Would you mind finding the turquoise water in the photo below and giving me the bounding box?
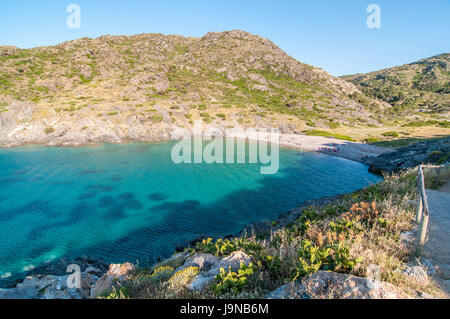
[0,141,381,285]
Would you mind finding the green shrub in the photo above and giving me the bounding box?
[195,237,262,257]
[306,120,316,127]
[381,131,399,138]
[403,120,450,128]
[150,115,164,122]
[211,263,257,295]
[44,127,55,134]
[364,137,380,144]
[327,121,340,129]
[168,266,199,290]
[293,240,330,279]
[302,130,354,142]
[151,266,174,281]
[99,287,130,299]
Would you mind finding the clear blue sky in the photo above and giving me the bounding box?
[0,0,449,76]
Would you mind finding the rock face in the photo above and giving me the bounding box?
[90,263,135,298]
[0,272,96,299]
[0,259,134,299]
[363,137,450,174]
[265,271,411,299]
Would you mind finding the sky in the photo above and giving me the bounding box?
[0,0,449,76]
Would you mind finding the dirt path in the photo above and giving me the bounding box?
[424,180,450,296]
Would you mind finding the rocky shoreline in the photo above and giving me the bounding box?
[363,137,450,173]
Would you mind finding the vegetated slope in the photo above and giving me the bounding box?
[0,30,388,146]
[343,53,450,117]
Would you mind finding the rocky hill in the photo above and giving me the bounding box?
[343,53,450,116]
[0,30,390,147]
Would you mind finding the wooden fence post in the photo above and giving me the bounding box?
[415,166,423,224]
[416,209,429,257]
[435,167,441,188]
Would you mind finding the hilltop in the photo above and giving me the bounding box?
[0,31,448,148]
[343,53,450,116]
[0,30,390,147]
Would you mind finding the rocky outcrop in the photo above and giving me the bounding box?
[265,271,412,299]
[90,263,135,298]
[0,271,96,299]
[363,137,450,174]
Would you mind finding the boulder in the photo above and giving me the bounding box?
[266,271,412,299]
[204,251,252,277]
[182,254,220,272]
[90,263,135,298]
[106,262,135,281]
[302,271,411,299]
[14,274,84,299]
[265,282,310,299]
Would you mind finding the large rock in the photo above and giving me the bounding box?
[265,282,310,299]
[204,251,252,277]
[12,274,87,299]
[181,254,220,272]
[266,271,412,299]
[106,262,135,280]
[90,263,135,298]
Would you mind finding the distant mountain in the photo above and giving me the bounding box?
[343,53,450,115]
[0,30,388,147]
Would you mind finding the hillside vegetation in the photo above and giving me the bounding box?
[0,31,448,147]
[343,53,450,117]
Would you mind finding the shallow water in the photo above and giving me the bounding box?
[0,140,381,285]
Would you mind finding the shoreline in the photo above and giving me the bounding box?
[0,133,388,289]
[0,133,390,164]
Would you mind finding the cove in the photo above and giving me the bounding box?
[0,140,381,286]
